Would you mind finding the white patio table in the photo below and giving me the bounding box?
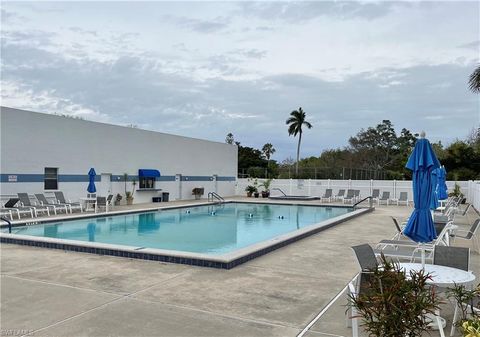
[79,197,96,212]
[399,263,476,337]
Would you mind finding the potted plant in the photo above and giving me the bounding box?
[114,193,123,206]
[253,179,260,198]
[245,185,257,197]
[260,179,272,198]
[348,255,440,337]
[192,187,204,200]
[124,173,136,205]
[446,283,480,336]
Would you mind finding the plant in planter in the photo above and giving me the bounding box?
[348,254,440,337]
[446,283,480,336]
[253,179,260,198]
[192,187,204,200]
[124,173,136,205]
[450,182,464,198]
[245,185,257,197]
[260,179,273,198]
[114,193,123,206]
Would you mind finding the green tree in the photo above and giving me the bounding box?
[225,133,235,144]
[441,140,480,180]
[286,107,313,176]
[238,145,267,176]
[262,143,276,177]
[348,120,399,177]
[468,65,480,93]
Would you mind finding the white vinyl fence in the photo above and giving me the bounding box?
[236,178,477,207]
[468,180,480,211]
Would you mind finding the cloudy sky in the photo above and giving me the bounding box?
[1,1,479,161]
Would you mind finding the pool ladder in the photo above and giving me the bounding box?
[208,192,225,204]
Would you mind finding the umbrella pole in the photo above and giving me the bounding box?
[421,243,425,269]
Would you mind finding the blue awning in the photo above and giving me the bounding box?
[138,169,161,178]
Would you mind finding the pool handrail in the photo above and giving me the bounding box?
[208,192,225,203]
[1,216,12,233]
[353,196,374,209]
[271,188,287,196]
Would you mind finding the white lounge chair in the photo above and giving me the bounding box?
[18,193,51,217]
[35,193,69,215]
[321,189,332,202]
[343,189,356,204]
[371,189,380,204]
[54,191,83,213]
[2,198,34,219]
[333,189,345,202]
[394,192,411,206]
[377,191,391,205]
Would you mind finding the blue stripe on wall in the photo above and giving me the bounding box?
[1,174,44,183]
[1,174,236,183]
[181,176,213,181]
[59,175,100,182]
[217,177,236,181]
[157,176,176,182]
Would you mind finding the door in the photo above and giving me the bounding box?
[100,174,112,196]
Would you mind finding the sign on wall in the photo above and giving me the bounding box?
[8,175,17,182]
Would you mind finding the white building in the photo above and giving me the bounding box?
[0,107,238,203]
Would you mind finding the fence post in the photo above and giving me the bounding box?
[370,179,373,196]
[308,179,311,196]
[348,179,352,189]
[393,179,397,199]
[328,179,331,189]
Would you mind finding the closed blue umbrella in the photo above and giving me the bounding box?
[431,168,439,210]
[436,166,448,200]
[87,168,96,193]
[403,134,441,258]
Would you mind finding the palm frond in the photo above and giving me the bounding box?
[469,65,480,93]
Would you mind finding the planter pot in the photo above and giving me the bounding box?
[254,192,260,198]
[114,201,121,206]
[247,192,253,197]
[261,191,270,198]
[194,194,202,200]
[126,198,134,205]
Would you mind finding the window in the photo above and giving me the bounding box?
[139,177,155,189]
[44,167,58,190]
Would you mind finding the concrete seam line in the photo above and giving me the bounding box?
[18,271,191,337]
[3,274,124,297]
[125,296,300,330]
[296,275,358,337]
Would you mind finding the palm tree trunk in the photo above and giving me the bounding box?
[296,132,302,176]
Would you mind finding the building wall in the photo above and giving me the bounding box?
[0,107,237,203]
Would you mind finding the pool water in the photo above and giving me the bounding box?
[9,203,351,255]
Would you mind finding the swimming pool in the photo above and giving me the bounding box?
[1,202,371,268]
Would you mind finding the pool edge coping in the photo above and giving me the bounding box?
[0,203,373,269]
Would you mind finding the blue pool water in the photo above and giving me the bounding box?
[9,203,351,255]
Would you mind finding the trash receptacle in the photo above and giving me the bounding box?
[162,192,169,202]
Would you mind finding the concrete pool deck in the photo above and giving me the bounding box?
[1,199,478,337]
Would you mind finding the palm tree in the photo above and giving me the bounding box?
[286,107,312,176]
[469,65,480,93]
[262,143,276,177]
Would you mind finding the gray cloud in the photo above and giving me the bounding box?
[458,40,480,50]
[236,1,412,23]
[1,3,478,160]
[163,15,230,33]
